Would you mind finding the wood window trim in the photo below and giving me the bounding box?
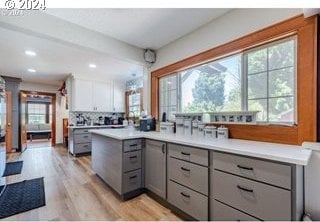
[125,88,143,119]
[151,14,318,145]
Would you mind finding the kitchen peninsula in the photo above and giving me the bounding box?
[90,128,311,221]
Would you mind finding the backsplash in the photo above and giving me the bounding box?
[69,111,124,125]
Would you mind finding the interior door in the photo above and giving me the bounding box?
[20,92,27,152]
[5,91,12,152]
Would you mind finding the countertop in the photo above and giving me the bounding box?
[89,128,312,166]
[68,125,125,129]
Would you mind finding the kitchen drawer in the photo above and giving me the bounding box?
[167,180,208,221]
[212,170,291,221]
[212,151,291,189]
[74,128,90,134]
[168,157,208,195]
[74,133,91,144]
[211,200,259,221]
[123,150,142,172]
[123,139,143,152]
[122,169,142,194]
[168,143,208,166]
[75,143,91,153]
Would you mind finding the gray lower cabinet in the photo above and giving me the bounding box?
[145,139,167,199]
[167,143,209,220]
[68,128,92,155]
[92,134,143,198]
[211,151,304,221]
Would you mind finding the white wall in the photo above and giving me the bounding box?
[152,8,302,71]
[19,81,68,144]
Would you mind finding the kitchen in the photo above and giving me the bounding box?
[0,5,320,221]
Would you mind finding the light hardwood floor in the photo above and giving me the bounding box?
[4,146,181,221]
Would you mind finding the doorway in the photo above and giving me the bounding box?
[20,91,56,150]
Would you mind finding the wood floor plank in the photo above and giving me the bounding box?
[4,146,181,221]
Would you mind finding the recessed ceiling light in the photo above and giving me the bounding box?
[89,64,96,68]
[25,50,36,56]
[27,68,36,73]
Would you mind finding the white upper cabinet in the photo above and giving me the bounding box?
[93,82,113,112]
[72,79,93,112]
[71,77,125,113]
[113,81,125,112]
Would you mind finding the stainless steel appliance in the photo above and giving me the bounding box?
[0,76,6,195]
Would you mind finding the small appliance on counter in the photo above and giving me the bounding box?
[140,117,156,132]
[118,117,125,125]
[104,116,111,125]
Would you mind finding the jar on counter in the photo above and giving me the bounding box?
[191,119,199,135]
[204,126,217,139]
[217,126,229,139]
[197,122,206,137]
[160,122,174,134]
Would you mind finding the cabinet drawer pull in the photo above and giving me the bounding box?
[237,165,254,171]
[129,175,137,179]
[237,185,254,193]
[129,144,138,147]
[83,145,89,148]
[129,155,137,159]
[180,192,190,198]
[83,136,89,138]
[180,167,190,172]
[83,130,88,133]
[181,152,190,156]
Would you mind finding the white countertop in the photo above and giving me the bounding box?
[89,128,312,166]
[68,125,124,129]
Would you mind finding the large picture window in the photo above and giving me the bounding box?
[159,36,296,124]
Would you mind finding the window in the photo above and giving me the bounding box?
[159,37,296,124]
[128,93,141,117]
[246,38,296,123]
[181,54,242,112]
[27,103,47,124]
[159,75,178,120]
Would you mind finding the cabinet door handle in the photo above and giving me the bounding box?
[129,175,137,179]
[180,167,190,172]
[237,185,254,193]
[237,165,254,171]
[162,144,166,154]
[181,152,190,156]
[129,155,137,159]
[180,192,190,198]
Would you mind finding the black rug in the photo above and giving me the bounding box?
[2,161,23,177]
[0,177,46,219]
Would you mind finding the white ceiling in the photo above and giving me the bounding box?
[0,27,144,86]
[45,8,232,49]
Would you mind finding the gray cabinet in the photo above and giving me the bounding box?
[211,151,304,221]
[91,134,143,199]
[145,139,167,199]
[167,143,209,220]
[68,128,92,156]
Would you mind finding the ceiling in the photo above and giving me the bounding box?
[0,9,232,86]
[45,8,232,49]
[0,27,144,86]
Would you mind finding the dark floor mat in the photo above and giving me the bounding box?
[2,161,23,177]
[0,177,46,219]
